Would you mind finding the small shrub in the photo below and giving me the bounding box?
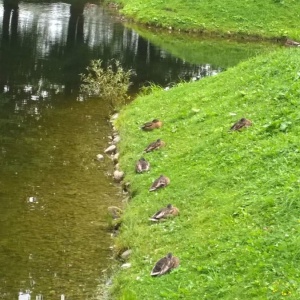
[79,59,132,110]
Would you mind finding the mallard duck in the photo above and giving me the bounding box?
[149,204,179,221]
[141,119,163,131]
[144,139,165,153]
[230,118,252,131]
[150,253,180,276]
[149,175,170,192]
[135,157,150,173]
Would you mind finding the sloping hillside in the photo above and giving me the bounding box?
[112,48,300,299]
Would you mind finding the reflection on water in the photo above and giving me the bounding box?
[0,0,222,99]
[0,1,226,299]
[0,96,121,299]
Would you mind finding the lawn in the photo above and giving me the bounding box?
[110,47,300,299]
[109,0,300,39]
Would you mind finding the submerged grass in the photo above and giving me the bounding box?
[128,26,281,68]
[111,48,300,299]
[110,0,300,39]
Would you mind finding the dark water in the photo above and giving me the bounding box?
[0,1,273,299]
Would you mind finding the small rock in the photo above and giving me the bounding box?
[104,144,117,154]
[121,263,131,269]
[112,152,119,163]
[18,292,31,300]
[96,154,104,161]
[105,278,113,286]
[27,196,38,203]
[121,249,132,260]
[110,113,119,122]
[113,170,124,182]
[112,135,121,144]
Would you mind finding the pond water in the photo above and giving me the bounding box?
[0,1,277,299]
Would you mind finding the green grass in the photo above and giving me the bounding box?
[109,0,300,39]
[110,48,300,299]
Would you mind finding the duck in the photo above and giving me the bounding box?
[230,118,252,131]
[150,253,180,276]
[144,139,165,153]
[135,157,150,173]
[141,119,163,131]
[149,175,170,192]
[149,204,179,221]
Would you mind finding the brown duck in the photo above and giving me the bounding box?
[135,157,150,173]
[230,118,252,131]
[141,119,163,131]
[149,204,179,221]
[149,175,170,192]
[150,253,180,276]
[144,139,165,153]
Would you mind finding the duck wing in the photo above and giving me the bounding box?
[140,159,150,171]
[230,118,252,131]
[144,140,158,152]
[230,119,244,131]
[151,256,173,276]
[144,139,165,153]
[149,207,169,221]
[135,159,150,173]
[141,121,154,130]
[135,161,143,173]
[149,176,170,191]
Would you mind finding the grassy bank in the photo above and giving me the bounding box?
[109,0,300,40]
[111,48,300,299]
